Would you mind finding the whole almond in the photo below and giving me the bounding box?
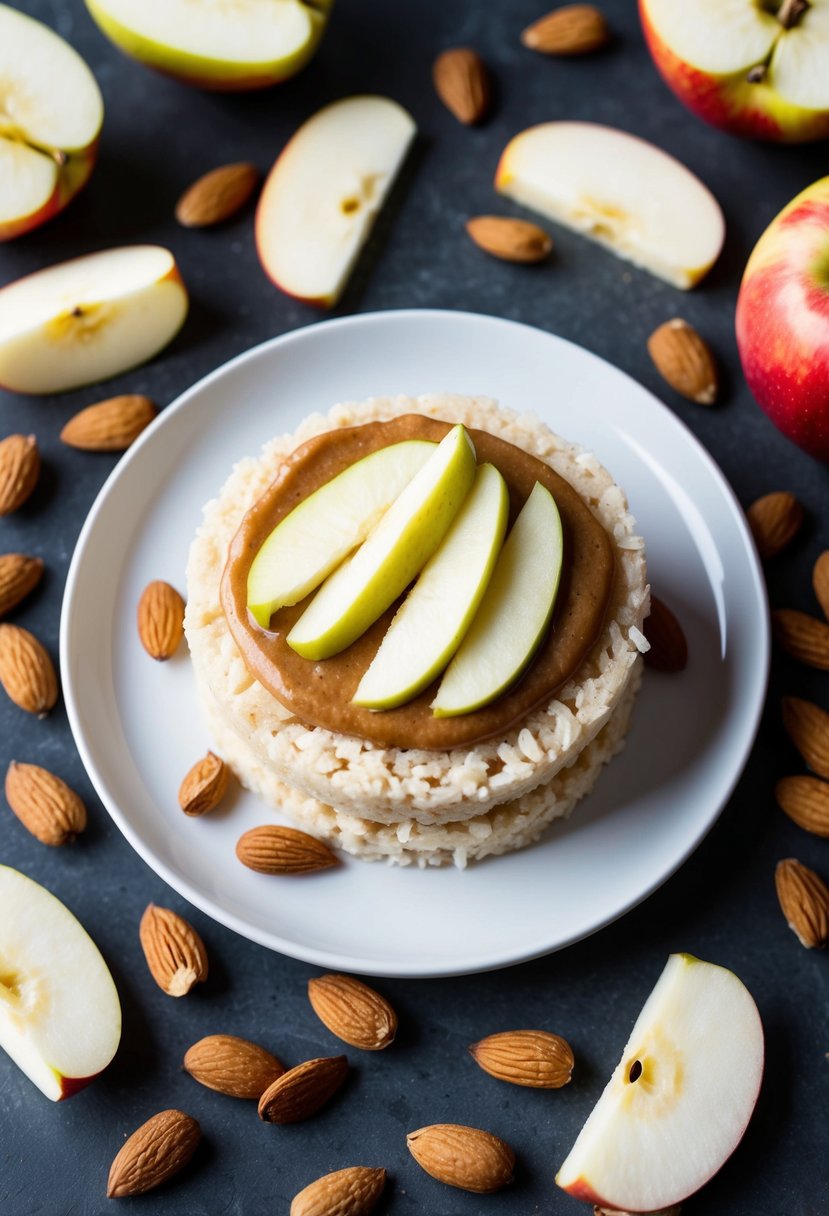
[178,751,229,816]
[258,1055,348,1124]
[781,697,829,780]
[746,491,803,559]
[308,973,397,1051]
[813,551,829,621]
[139,903,208,997]
[466,216,552,264]
[0,624,58,715]
[5,761,86,846]
[522,5,610,54]
[775,858,829,949]
[433,48,490,125]
[236,825,338,875]
[61,395,156,452]
[643,596,687,672]
[775,775,829,838]
[647,319,718,405]
[0,434,39,515]
[469,1029,574,1088]
[0,554,44,617]
[176,162,259,228]
[107,1109,201,1198]
[407,1124,515,1193]
[772,610,829,670]
[291,1166,386,1216]
[184,1034,284,1099]
[137,580,185,661]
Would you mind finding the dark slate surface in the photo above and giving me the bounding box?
[1,2,828,1213]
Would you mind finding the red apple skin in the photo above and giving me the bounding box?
[58,1071,103,1100]
[0,141,99,243]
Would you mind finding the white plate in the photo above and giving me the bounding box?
[61,310,769,978]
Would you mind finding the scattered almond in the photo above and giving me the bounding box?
[522,5,610,55]
[433,48,490,125]
[176,162,259,228]
[772,610,829,670]
[139,903,208,997]
[407,1123,515,1193]
[258,1055,348,1124]
[184,1034,284,1099]
[0,554,44,617]
[775,858,829,949]
[746,491,804,559]
[469,1029,574,1088]
[61,395,157,452]
[178,751,229,816]
[643,596,687,672]
[0,624,58,715]
[0,434,39,515]
[291,1166,386,1216]
[137,580,185,661]
[466,216,552,264]
[308,973,397,1051]
[107,1109,201,1198]
[647,319,718,405]
[813,551,829,621]
[775,775,829,838]
[781,697,829,780]
[5,761,86,846]
[236,825,338,875]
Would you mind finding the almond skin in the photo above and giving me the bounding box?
[178,751,229,816]
[184,1034,284,1099]
[647,319,718,405]
[236,825,338,874]
[0,623,58,715]
[137,580,185,661]
[5,761,86,846]
[775,775,829,837]
[107,1109,201,1198]
[433,48,490,125]
[0,434,39,515]
[643,596,687,672]
[61,395,157,452]
[0,554,44,617]
[258,1055,348,1124]
[466,216,553,264]
[308,974,397,1051]
[522,5,610,55]
[176,162,259,228]
[781,697,829,780]
[772,610,829,670]
[469,1029,574,1088]
[775,858,829,949]
[407,1124,515,1194]
[813,550,829,621]
[746,491,804,559]
[291,1166,386,1216]
[139,904,208,997]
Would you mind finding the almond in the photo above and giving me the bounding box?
[433,48,490,125]
[643,596,687,672]
[466,216,552,264]
[469,1029,574,1088]
[178,751,229,816]
[813,550,829,620]
[137,580,185,661]
[647,319,718,405]
[107,1109,201,1198]
[775,775,829,838]
[61,395,157,452]
[308,973,397,1051]
[236,825,338,875]
[775,858,829,949]
[291,1166,386,1216]
[184,1034,284,1099]
[521,5,610,55]
[0,434,39,515]
[139,903,208,997]
[5,761,86,846]
[0,554,44,617]
[781,697,829,780]
[407,1123,515,1193]
[176,162,259,228]
[0,623,58,715]
[746,491,804,559]
[772,610,829,670]
[258,1055,348,1124]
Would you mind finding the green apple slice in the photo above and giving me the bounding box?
[288,424,477,660]
[432,480,563,717]
[353,463,509,710]
[247,439,435,629]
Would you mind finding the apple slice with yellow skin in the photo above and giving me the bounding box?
[288,424,477,660]
[247,439,436,629]
[432,481,562,717]
[556,954,764,1212]
[0,246,188,394]
[354,462,509,710]
[0,865,121,1101]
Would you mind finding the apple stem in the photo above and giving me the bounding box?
[777,0,809,28]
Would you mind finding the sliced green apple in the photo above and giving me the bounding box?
[432,481,563,717]
[354,462,509,710]
[247,439,436,629]
[288,424,477,660]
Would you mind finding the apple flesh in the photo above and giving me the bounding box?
[288,424,477,660]
[354,462,509,710]
[495,121,724,289]
[256,95,416,307]
[556,954,764,1212]
[0,865,121,1100]
[0,245,188,394]
[641,0,829,143]
[0,3,103,241]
